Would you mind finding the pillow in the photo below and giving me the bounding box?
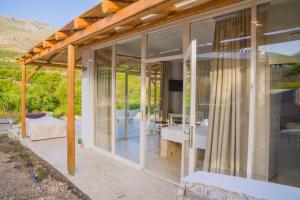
[26,112,47,119]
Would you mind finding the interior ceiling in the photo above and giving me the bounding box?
[148,26,183,58]
[20,0,246,67]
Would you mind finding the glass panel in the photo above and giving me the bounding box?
[254,0,300,188]
[116,37,141,164]
[145,60,183,182]
[185,59,191,123]
[95,46,112,151]
[191,8,251,176]
[183,55,191,177]
[147,26,183,59]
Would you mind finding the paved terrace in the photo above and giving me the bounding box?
[20,137,178,200]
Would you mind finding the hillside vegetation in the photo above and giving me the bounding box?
[0,50,81,119]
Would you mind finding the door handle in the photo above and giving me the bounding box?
[189,126,193,148]
[184,126,193,148]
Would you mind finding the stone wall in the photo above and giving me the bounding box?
[177,181,265,200]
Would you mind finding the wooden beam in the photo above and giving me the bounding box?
[30,62,82,69]
[55,31,68,40]
[26,66,43,81]
[21,63,26,137]
[43,40,56,48]
[33,47,43,53]
[74,17,90,30]
[24,0,180,64]
[101,0,129,14]
[67,44,75,175]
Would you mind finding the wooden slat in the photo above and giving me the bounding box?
[43,40,56,48]
[25,53,33,58]
[21,63,26,137]
[24,0,180,64]
[74,17,91,30]
[55,31,68,40]
[33,47,43,53]
[101,0,130,14]
[67,44,75,175]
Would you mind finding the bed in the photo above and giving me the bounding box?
[26,116,66,141]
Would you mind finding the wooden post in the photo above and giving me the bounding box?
[21,63,26,137]
[67,44,75,175]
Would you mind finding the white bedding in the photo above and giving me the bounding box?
[161,125,208,149]
[26,116,66,141]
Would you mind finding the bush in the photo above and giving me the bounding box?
[35,166,47,182]
[0,50,82,117]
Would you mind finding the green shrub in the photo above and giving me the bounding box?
[35,166,47,182]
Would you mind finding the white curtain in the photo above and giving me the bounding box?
[95,48,112,151]
[203,9,250,176]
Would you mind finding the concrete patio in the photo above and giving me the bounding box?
[20,137,178,200]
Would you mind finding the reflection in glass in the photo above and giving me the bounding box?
[95,46,112,151]
[115,37,141,164]
[185,60,191,122]
[254,0,300,188]
[148,26,183,59]
[191,9,251,176]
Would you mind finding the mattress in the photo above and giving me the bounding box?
[26,116,66,141]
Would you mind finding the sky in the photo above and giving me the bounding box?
[0,0,100,28]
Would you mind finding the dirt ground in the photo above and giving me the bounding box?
[0,134,90,200]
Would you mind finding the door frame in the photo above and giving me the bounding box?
[182,39,197,177]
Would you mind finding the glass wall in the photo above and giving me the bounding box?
[115,37,141,164]
[94,46,112,151]
[91,0,300,188]
[191,8,251,177]
[253,0,300,188]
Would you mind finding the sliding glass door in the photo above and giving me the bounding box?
[115,37,141,164]
[186,9,251,177]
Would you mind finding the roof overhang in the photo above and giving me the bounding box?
[17,0,241,67]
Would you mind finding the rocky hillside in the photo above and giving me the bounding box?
[0,16,56,53]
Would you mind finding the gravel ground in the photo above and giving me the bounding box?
[0,134,90,200]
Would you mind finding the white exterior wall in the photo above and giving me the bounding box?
[81,48,93,147]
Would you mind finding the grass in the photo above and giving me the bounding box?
[18,152,31,167]
[35,166,47,182]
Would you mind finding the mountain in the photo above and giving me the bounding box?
[0,15,56,53]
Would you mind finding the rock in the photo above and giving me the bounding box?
[0,157,11,163]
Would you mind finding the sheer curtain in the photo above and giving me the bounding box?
[203,9,250,176]
[95,47,112,151]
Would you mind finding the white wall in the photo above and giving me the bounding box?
[81,48,92,147]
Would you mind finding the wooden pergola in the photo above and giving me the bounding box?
[17,0,240,175]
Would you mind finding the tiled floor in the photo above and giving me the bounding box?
[20,137,178,200]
